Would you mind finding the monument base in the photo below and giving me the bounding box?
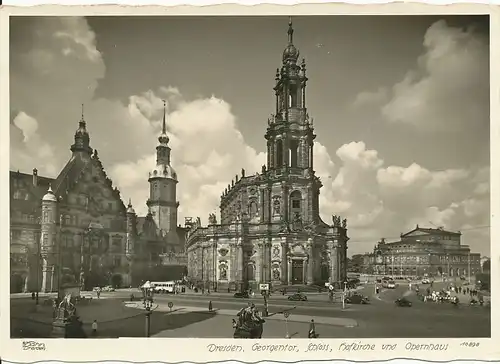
[51,318,68,338]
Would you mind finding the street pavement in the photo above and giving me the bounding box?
[11,283,490,338]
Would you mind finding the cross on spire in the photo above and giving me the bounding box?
[162,99,167,135]
[288,16,294,44]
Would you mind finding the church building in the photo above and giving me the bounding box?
[185,20,349,292]
[10,104,187,293]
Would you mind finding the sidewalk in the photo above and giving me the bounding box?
[140,302,357,328]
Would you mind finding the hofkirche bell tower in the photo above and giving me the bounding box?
[185,19,349,291]
[265,17,321,226]
[147,101,179,234]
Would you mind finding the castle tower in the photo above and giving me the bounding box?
[40,185,59,293]
[264,18,321,224]
[147,101,179,233]
[70,104,92,158]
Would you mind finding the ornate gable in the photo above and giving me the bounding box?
[61,152,126,215]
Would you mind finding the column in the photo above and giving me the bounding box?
[260,189,265,222]
[41,258,50,292]
[239,244,244,287]
[307,241,314,284]
[281,241,288,284]
[302,258,307,285]
[256,243,263,283]
[50,265,56,293]
[287,258,292,285]
[23,274,29,293]
[265,242,272,282]
[329,242,339,284]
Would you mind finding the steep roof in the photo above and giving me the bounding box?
[52,156,90,196]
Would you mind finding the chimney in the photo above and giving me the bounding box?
[32,168,38,187]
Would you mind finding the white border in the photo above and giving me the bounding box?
[0,3,498,363]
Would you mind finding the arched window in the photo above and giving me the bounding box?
[247,263,255,281]
[290,190,302,218]
[289,140,299,167]
[249,201,258,216]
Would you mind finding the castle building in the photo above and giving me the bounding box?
[185,20,349,292]
[10,104,187,294]
[366,225,482,278]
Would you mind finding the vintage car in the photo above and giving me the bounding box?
[395,297,413,307]
[288,293,308,301]
[345,293,370,304]
[233,291,250,299]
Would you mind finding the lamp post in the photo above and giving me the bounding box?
[342,281,347,310]
[57,213,64,300]
[142,281,154,337]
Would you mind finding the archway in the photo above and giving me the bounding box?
[10,274,24,293]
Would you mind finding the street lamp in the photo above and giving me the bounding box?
[142,281,155,337]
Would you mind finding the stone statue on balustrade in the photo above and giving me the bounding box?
[332,215,342,227]
[208,213,217,225]
[342,218,347,229]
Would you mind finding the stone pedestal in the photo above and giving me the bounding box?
[51,318,68,338]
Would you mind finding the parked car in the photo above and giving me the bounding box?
[234,291,250,298]
[387,280,396,289]
[102,286,115,292]
[395,297,412,307]
[345,293,369,304]
[288,293,308,301]
[421,278,430,284]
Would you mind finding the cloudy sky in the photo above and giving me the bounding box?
[9,15,490,256]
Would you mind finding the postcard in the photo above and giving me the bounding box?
[0,2,498,364]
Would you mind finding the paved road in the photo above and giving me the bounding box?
[148,284,490,338]
[11,284,490,338]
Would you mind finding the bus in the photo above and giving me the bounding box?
[151,281,176,293]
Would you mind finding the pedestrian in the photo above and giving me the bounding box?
[228,287,231,293]
[92,320,98,336]
[96,289,101,299]
[208,300,213,312]
[31,292,35,300]
[308,319,317,338]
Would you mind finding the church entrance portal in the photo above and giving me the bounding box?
[291,259,304,284]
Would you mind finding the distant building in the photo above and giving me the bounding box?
[185,19,349,292]
[367,225,481,278]
[481,256,490,273]
[10,104,187,293]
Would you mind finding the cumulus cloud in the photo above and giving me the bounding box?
[352,20,489,133]
[10,17,490,257]
[10,112,58,176]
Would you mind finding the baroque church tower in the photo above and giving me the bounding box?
[265,18,322,225]
[186,18,349,292]
[147,101,179,234]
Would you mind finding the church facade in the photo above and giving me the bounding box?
[185,20,349,292]
[10,104,187,293]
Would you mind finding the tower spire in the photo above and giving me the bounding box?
[71,103,92,155]
[288,17,294,44]
[162,99,167,135]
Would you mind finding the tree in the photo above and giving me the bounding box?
[111,273,123,288]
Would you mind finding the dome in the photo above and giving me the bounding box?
[150,163,178,180]
[42,185,58,202]
[158,132,169,145]
[282,44,299,63]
